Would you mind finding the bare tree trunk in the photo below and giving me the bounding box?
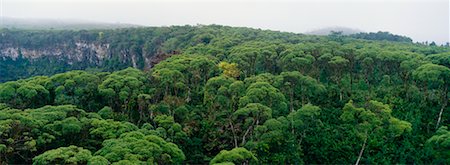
[355,136,368,165]
[230,121,238,148]
[241,126,253,146]
[436,84,448,129]
[436,103,446,129]
[186,87,191,103]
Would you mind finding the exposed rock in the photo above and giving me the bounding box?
[0,42,110,65]
[0,48,19,60]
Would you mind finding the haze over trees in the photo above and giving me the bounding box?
[0,25,449,164]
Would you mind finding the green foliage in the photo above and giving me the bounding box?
[151,115,187,144]
[0,25,449,164]
[32,145,92,165]
[426,52,450,67]
[99,68,147,115]
[413,63,450,88]
[219,62,240,78]
[340,100,412,164]
[239,82,287,117]
[88,156,110,165]
[0,105,89,163]
[89,119,138,140]
[277,71,325,110]
[210,147,257,165]
[350,31,413,42]
[95,131,185,164]
[98,106,115,119]
[341,100,412,137]
[51,71,102,111]
[426,126,450,164]
[0,104,184,164]
[0,81,50,109]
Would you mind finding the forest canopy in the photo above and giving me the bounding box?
[0,25,449,164]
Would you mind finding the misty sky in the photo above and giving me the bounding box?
[1,0,449,44]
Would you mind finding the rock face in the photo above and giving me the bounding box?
[0,26,210,82]
[0,29,179,82]
[0,40,113,82]
[0,47,20,60]
[74,42,110,62]
[0,42,110,64]
[0,29,150,82]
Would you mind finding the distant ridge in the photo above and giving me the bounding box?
[305,26,362,35]
[0,17,141,30]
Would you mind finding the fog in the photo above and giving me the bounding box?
[1,0,449,44]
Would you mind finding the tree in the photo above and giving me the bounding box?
[137,94,152,124]
[329,31,344,42]
[340,100,412,164]
[50,71,101,111]
[210,147,257,165]
[151,115,187,144]
[88,156,110,165]
[0,81,50,109]
[219,61,240,78]
[98,106,114,119]
[412,63,450,128]
[95,131,185,164]
[204,76,237,112]
[99,68,146,119]
[150,54,219,106]
[426,52,450,68]
[425,126,450,164]
[203,76,241,152]
[1,25,450,164]
[256,48,279,74]
[0,105,89,164]
[89,119,138,140]
[328,56,349,101]
[277,44,316,75]
[287,104,321,147]
[250,116,301,163]
[239,82,288,117]
[232,103,271,147]
[248,104,322,164]
[277,71,325,111]
[350,31,412,42]
[152,68,185,97]
[32,145,92,165]
[399,58,427,98]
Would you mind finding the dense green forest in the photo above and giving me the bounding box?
[0,25,449,164]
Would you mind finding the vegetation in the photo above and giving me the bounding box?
[0,25,449,164]
[350,31,413,42]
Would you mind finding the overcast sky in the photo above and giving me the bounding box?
[1,0,449,44]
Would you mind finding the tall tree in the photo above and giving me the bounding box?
[340,100,412,164]
[413,63,450,128]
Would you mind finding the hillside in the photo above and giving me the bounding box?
[0,25,449,164]
[0,25,439,82]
